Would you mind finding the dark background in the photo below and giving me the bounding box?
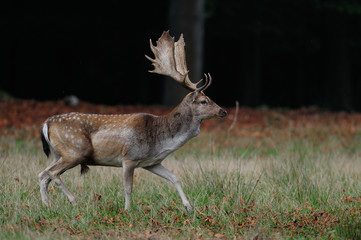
[3,0,361,110]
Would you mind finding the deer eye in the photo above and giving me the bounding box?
[200,100,208,105]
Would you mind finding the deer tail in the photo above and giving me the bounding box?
[40,124,50,157]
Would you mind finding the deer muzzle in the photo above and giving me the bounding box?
[218,108,227,118]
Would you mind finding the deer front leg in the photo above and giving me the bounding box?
[144,164,192,213]
[122,159,137,211]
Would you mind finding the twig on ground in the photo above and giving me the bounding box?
[245,173,262,206]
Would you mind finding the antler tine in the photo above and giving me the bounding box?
[205,73,212,90]
[145,39,157,65]
[195,73,212,92]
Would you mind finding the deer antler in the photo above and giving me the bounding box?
[145,31,210,92]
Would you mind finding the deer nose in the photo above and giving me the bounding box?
[219,109,227,117]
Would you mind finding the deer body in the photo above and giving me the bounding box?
[39,31,226,212]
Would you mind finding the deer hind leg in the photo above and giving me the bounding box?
[39,153,61,206]
[39,170,52,206]
[43,157,79,206]
[144,164,192,213]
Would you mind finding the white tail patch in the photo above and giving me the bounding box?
[42,123,60,160]
[42,123,50,142]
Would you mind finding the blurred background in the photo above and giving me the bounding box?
[2,0,361,110]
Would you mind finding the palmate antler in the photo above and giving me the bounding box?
[145,31,211,92]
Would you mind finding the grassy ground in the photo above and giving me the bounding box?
[1,111,361,239]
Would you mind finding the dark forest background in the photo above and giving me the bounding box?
[2,0,361,110]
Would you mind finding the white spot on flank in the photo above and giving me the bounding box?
[65,133,69,138]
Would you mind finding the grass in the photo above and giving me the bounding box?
[1,121,361,239]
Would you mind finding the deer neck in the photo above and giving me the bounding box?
[161,101,201,142]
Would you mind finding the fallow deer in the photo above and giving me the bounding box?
[39,31,227,212]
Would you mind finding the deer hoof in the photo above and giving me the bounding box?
[184,204,192,213]
[70,198,78,206]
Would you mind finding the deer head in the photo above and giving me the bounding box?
[146,31,227,121]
